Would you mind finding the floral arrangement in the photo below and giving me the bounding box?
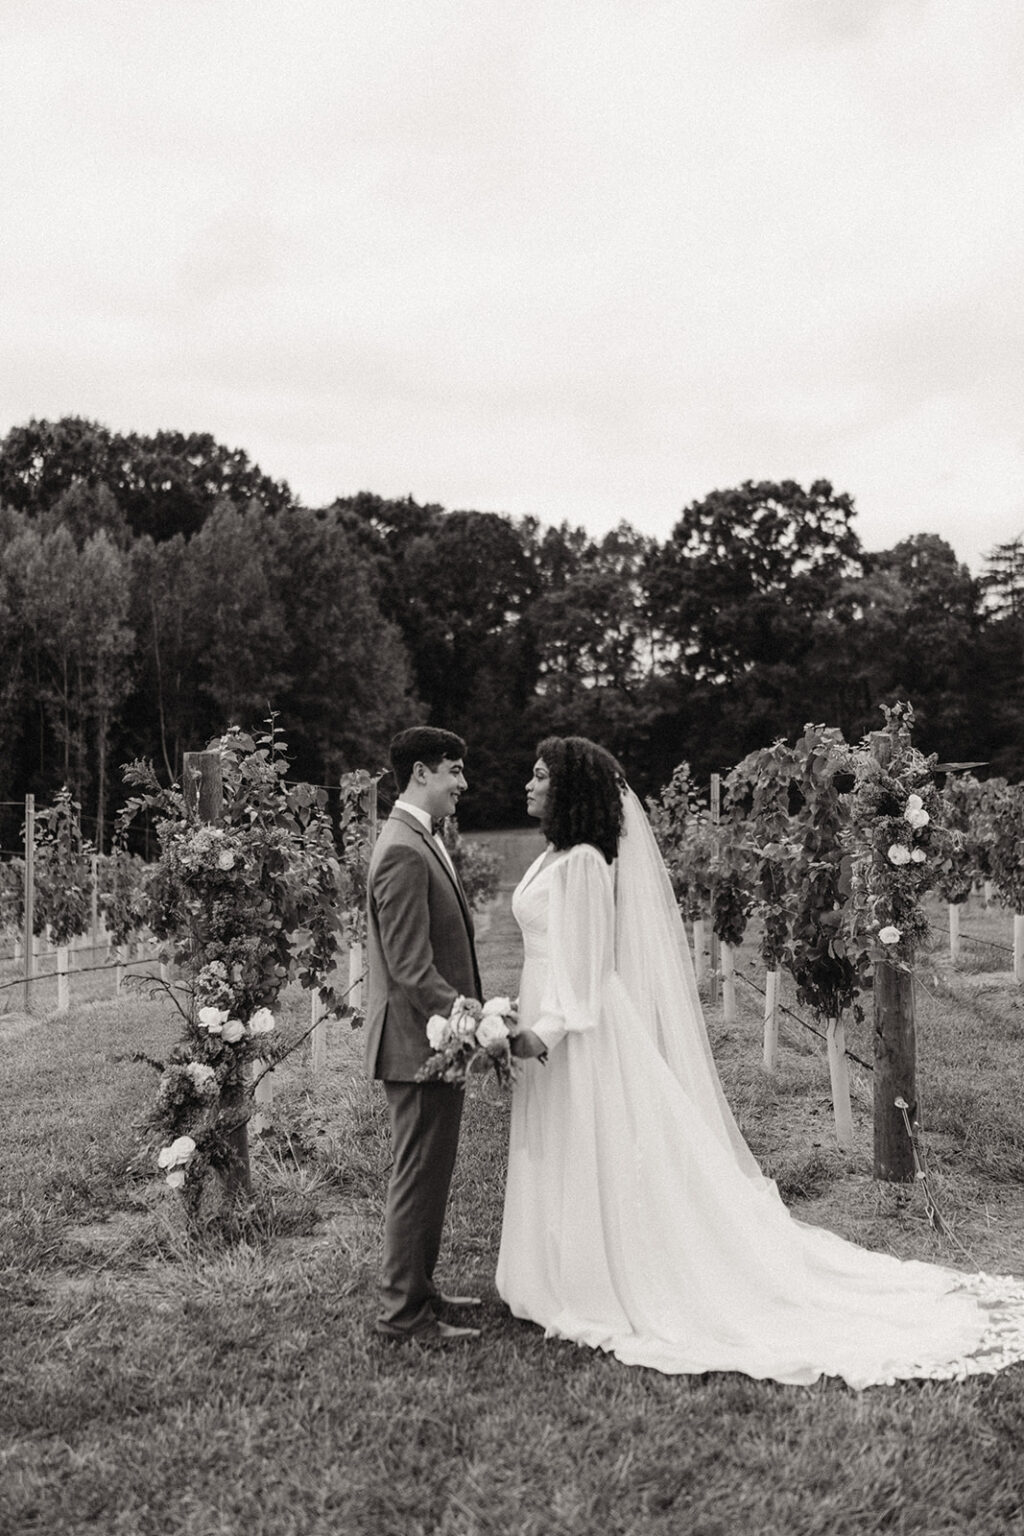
[416,994,519,1087]
[844,703,947,965]
[119,719,348,1217]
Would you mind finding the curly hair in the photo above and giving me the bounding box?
[537,736,625,863]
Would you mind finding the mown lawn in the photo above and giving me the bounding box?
[4,835,1024,1535]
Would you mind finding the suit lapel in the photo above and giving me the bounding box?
[389,809,475,934]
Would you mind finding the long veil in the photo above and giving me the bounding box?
[614,786,766,1184]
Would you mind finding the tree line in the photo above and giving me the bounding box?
[1,414,1022,846]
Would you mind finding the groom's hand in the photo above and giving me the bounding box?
[510,1028,548,1061]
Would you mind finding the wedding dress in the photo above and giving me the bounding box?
[495,789,1024,1389]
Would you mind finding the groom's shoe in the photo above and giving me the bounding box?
[430,1320,481,1342]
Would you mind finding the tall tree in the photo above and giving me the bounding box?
[648,479,864,682]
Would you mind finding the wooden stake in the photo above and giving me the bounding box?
[869,729,917,1183]
[692,918,707,985]
[762,968,780,1072]
[721,942,736,1023]
[826,1016,854,1152]
[1014,915,1024,983]
[348,941,365,1014]
[709,773,721,1007]
[23,794,35,1014]
[56,946,69,1014]
[948,903,961,966]
[310,987,328,1075]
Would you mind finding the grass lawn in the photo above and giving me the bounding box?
[4,833,1024,1535]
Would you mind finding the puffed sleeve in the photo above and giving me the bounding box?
[532,843,615,1054]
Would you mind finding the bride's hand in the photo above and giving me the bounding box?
[510,1028,548,1061]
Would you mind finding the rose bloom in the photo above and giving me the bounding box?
[248,1007,275,1035]
[905,794,924,812]
[888,844,912,867]
[221,1019,246,1044]
[476,1015,509,1049]
[481,996,513,1018]
[911,848,927,863]
[165,1168,187,1190]
[158,1134,196,1169]
[217,850,236,870]
[426,1015,451,1050]
[878,925,902,945]
[198,1006,229,1033]
[904,807,930,830]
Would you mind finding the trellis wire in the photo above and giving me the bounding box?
[732,963,875,1073]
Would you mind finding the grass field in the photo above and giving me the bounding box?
[4,831,1024,1535]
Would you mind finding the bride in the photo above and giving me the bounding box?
[495,734,1024,1388]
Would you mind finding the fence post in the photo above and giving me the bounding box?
[23,794,35,1013]
[762,968,780,1072]
[826,1017,854,1151]
[1014,915,1024,983]
[721,941,736,1023]
[692,917,707,985]
[183,749,251,1203]
[869,729,917,1182]
[709,773,721,1007]
[56,946,70,1014]
[90,853,100,957]
[310,987,328,1075]
[948,903,961,965]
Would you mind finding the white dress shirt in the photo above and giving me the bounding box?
[394,799,458,882]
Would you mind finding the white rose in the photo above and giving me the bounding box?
[217,849,236,870]
[248,1008,275,1035]
[158,1134,196,1169]
[904,807,930,830]
[476,1015,509,1049]
[426,1015,451,1050]
[165,1168,186,1189]
[911,848,927,863]
[878,925,902,945]
[221,1019,245,1044]
[198,1006,229,1033]
[481,995,512,1018]
[905,794,924,812]
[888,844,912,867]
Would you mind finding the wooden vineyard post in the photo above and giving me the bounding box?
[310,987,328,1075]
[23,794,35,1013]
[948,903,961,965]
[709,773,721,1007]
[869,729,917,1182]
[762,968,780,1072]
[90,853,99,956]
[692,917,707,986]
[826,1017,854,1151]
[1014,915,1024,984]
[183,750,251,1203]
[720,942,736,1023]
[56,946,70,1014]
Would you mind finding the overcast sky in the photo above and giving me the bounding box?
[2,0,1022,569]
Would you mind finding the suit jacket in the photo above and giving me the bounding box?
[365,808,483,1081]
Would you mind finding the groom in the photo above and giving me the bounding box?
[366,725,484,1342]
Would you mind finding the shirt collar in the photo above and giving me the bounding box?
[394,799,435,835]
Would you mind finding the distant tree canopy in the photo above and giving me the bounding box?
[0,415,1020,845]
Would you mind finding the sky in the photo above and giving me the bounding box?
[2,0,1023,570]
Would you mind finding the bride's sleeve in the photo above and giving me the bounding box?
[532,844,615,1054]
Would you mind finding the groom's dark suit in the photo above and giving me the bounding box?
[366,806,482,1336]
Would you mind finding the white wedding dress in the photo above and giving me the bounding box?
[496,792,1024,1389]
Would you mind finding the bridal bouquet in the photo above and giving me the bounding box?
[416,994,519,1088]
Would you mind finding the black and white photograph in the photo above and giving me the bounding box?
[3,3,1024,1533]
